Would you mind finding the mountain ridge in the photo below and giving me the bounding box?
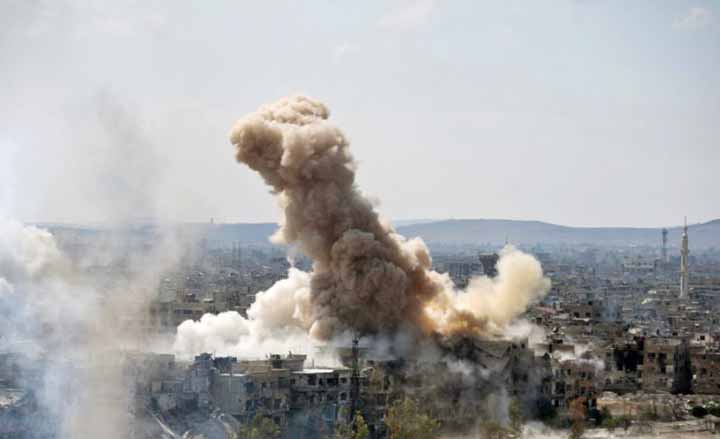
[37,218,720,248]
[394,218,720,248]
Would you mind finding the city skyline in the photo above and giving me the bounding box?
[2,2,720,438]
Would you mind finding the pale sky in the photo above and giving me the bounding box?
[1,0,718,228]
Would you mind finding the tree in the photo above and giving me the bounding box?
[238,415,281,439]
[601,413,634,437]
[639,402,660,421]
[568,398,586,439]
[332,412,369,439]
[385,398,440,439]
[707,401,720,417]
[508,398,523,432]
[596,406,611,427]
[691,405,708,418]
[601,416,619,434]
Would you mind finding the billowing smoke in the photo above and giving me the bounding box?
[0,221,193,438]
[174,268,315,358]
[1,94,196,438]
[175,95,550,358]
[0,217,128,438]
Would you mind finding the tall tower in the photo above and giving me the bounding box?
[661,228,668,263]
[679,217,689,299]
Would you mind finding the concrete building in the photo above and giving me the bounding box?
[478,253,499,277]
[692,351,720,394]
[551,360,599,409]
[212,366,292,427]
[640,337,692,393]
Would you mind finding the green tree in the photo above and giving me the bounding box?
[599,407,622,434]
[385,398,440,439]
[509,398,523,432]
[707,401,720,417]
[238,414,281,439]
[639,402,660,421]
[595,406,611,427]
[601,416,619,433]
[691,405,708,418]
[332,412,369,439]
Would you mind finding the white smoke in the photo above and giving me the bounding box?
[553,341,606,372]
[0,219,63,282]
[0,217,127,438]
[0,93,197,438]
[0,220,197,437]
[174,268,315,358]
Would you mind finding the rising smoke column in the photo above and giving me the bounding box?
[0,217,129,438]
[0,94,195,437]
[225,95,550,343]
[0,218,194,438]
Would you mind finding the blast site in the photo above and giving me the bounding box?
[1,2,719,439]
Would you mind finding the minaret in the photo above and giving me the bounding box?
[679,217,689,299]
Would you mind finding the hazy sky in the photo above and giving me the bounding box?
[1,0,718,228]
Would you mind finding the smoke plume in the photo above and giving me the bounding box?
[174,268,316,358]
[0,222,196,438]
[175,95,550,357]
[0,93,197,438]
[0,217,128,438]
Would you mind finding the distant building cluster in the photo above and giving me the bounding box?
[3,220,720,438]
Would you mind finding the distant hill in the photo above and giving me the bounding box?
[395,219,720,248]
[200,219,720,248]
[204,223,278,245]
[38,218,720,249]
[392,219,441,227]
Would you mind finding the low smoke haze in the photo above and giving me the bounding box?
[1,0,718,227]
